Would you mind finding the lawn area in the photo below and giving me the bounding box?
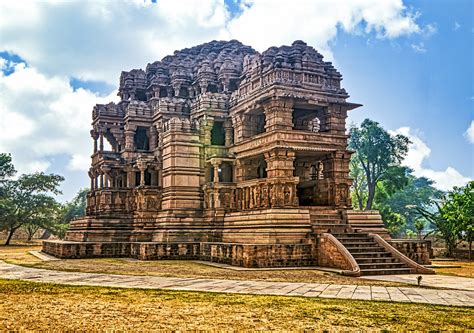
[0,243,404,286]
[0,279,472,331]
[432,259,474,278]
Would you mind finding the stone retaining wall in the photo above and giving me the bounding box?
[388,239,432,265]
[42,240,316,268]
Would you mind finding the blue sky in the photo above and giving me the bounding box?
[0,0,472,201]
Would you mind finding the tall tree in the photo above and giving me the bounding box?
[348,119,410,210]
[0,172,64,245]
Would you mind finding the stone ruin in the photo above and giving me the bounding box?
[43,40,433,276]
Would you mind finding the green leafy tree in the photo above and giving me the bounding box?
[61,188,88,223]
[350,157,368,210]
[0,172,64,245]
[442,182,474,259]
[348,119,410,210]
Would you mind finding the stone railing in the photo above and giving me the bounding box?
[203,178,299,211]
[91,151,120,165]
[86,186,162,216]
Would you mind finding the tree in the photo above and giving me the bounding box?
[348,119,410,210]
[61,188,88,224]
[349,157,367,210]
[442,182,474,259]
[416,202,460,257]
[417,182,473,258]
[0,172,64,245]
[413,218,426,240]
[0,153,16,181]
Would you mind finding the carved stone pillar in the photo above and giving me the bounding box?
[91,130,99,153]
[211,159,221,183]
[231,115,244,143]
[126,169,135,188]
[99,132,104,152]
[89,170,94,190]
[99,172,104,188]
[149,126,158,151]
[224,121,233,146]
[124,125,135,151]
[263,98,293,132]
[264,148,295,179]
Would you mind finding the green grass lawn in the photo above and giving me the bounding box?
[0,279,472,331]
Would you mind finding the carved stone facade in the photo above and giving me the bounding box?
[44,40,420,271]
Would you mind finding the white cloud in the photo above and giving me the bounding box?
[454,21,461,31]
[0,59,117,176]
[0,0,428,84]
[411,42,426,53]
[0,0,434,199]
[68,154,91,171]
[464,121,474,144]
[391,127,471,191]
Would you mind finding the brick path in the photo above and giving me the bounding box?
[0,261,472,307]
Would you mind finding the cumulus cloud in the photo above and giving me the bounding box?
[464,121,474,144]
[0,0,428,84]
[0,0,435,199]
[0,59,117,175]
[391,127,471,191]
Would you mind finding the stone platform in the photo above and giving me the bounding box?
[42,240,317,268]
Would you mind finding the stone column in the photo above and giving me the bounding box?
[124,125,135,151]
[224,121,233,146]
[211,159,221,183]
[137,162,147,186]
[126,169,135,188]
[99,132,104,152]
[89,170,95,190]
[264,148,295,179]
[263,98,294,132]
[91,130,99,153]
[99,172,104,188]
[149,126,158,151]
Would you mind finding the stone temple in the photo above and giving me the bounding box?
[43,40,433,276]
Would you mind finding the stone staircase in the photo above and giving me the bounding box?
[333,232,412,275]
[307,207,351,234]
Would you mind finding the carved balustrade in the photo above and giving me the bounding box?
[86,187,162,216]
[204,177,299,211]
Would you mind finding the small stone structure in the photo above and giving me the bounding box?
[43,40,432,275]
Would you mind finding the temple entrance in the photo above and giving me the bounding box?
[294,151,330,206]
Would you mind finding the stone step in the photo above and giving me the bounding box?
[339,241,378,247]
[351,252,393,258]
[332,233,369,238]
[358,262,408,270]
[354,257,399,264]
[344,246,386,253]
[360,268,413,276]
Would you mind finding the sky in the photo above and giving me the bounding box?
[0,0,472,201]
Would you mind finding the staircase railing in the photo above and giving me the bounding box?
[369,233,435,274]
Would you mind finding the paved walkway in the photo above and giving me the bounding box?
[362,274,474,291]
[0,262,472,307]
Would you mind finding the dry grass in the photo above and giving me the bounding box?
[0,279,472,331]
[0,244,406,286]
[432,260,474,278]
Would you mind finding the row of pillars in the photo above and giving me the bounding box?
[90,165,161,190]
